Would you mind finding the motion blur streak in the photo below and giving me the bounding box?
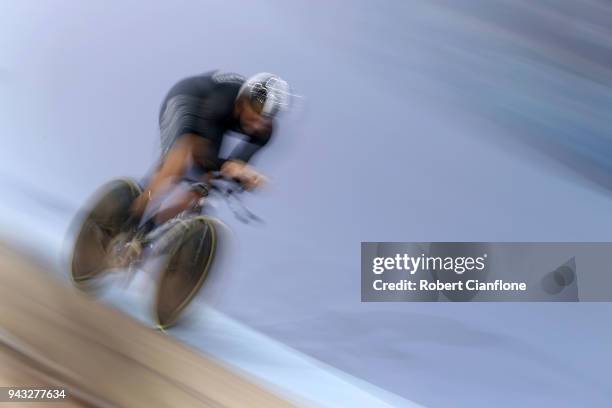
[2,1,612,407]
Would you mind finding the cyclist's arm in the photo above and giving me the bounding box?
[224,131,272,165]
[218,137,270,190]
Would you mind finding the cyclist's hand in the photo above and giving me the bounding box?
[221,160,267,190]
[242,167,268,190]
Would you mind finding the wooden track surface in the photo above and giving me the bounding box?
[0,243,295,407]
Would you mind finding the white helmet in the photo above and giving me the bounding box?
[237,73,291,117]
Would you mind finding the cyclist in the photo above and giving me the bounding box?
[131,70,290,226]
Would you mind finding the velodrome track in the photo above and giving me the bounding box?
[0,243,295,407]
[0,231,418,408]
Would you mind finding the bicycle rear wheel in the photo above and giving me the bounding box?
[70,178,142,287]
[154,216,217,329]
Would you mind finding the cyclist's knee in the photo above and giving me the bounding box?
[153,188,201,224]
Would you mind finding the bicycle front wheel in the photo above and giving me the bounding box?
[154,216,217,329]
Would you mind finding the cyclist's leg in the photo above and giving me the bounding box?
[152,162,208,225]
[133,94,205,220]
[137,94,216,227]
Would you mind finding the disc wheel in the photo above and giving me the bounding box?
[154,216,217,329]
[70,178,142,288]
